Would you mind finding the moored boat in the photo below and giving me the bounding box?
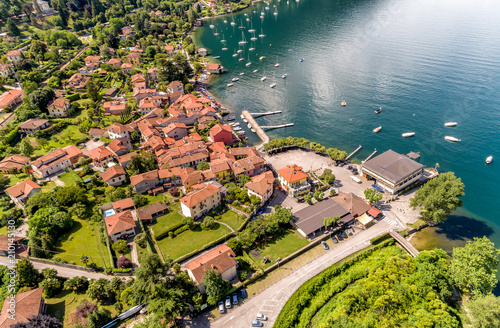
[247,123,252,129]
[375,107,382,114]
[270,82,277,88]
[253,69,258,73]
[227,83,234,87]
[240,114,245,119]
[239,72,245,76]
[300,58,304,62]
[444,122,458,127]
[402,132,415,138]
[445,136,461,142]
[261,76,267,81]
[274,63,280,67]
[232,78,239,82]
[373,126,382,133]
[251,128,257,133]
[341,101,347,107]
[259,56,265,60]
[486,155,493,164]
[242,118,248,123]
[227,115,235,121]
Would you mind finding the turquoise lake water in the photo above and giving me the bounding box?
[194,0,500,251]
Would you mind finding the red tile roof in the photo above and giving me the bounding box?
[0,90,24,108]
[245,171,274,197]
[277,164,309,183]
[112,198,134,211]
[180,183,220,208]
[105,210,135,235]
[130,170,159,186]
[185,244,237,284]
[0,288,44,328]
[101,165,126,182]
[5,179,41,198]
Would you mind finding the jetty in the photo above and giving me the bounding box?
[260,123,294,130]
[345,145,362,161]
[362,149,377,163]
[248,111,282,117]
[242,110,270,144]
[389,231,419,257]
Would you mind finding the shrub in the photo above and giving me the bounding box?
[168,231,174,238]
[169,186,179,197]
[117,256,132,269]
[370,233,391,245]
[65,93,80,101]
[134,233,147,248]
[174,225,190,236]
[200,216,215,230]
[112,240,129,254]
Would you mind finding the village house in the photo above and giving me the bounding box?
[334,192,372,218]
[117,151,137,169]
[158,167,184,188]
[164,44,175,55]
[163,122,188,140]
[180,183,222,219]
[0,89,24,110]
[361,150,424,194]
[84,55,101,66]
[167,80,184,94]
[112,198,135,212]
[106,123,133,139]
[30,145,83,177]
[105,210,136,242]
[107,137,132,156]
[6,180,42,207]
[197,48,208,56]
[126,52,141,65]
[101,165,127,186]
[209,124,235,145]
[179,169,214,193]
[245,171,275,204]
[130,170,159,194]
[88,128,106,139]
[137,201,168,224]
[103,101,128,116]
[231,155,266,177]
[147,67,158,82]
[119,26,134,40]
[79,63,98,75]
[107,58,122,69]
[5,50,23,64]
[0,155,29,173]
[184,244,237,293]
[121,62,133,74]
[89,146,114,167]
[131,73,146,86]
[0,64,10,77]
[277,164,311,197]
[0,288,46,328]
[47,97,71,117]
[68,72,91,89]
[19,118,51,134]
[206,63,223,74]
[104,88,118,98]
[135,88,157,102]
[209,160,233,183]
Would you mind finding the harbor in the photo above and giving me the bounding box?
[241,110,269,144]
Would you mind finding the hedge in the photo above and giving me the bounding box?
[172,232,233,264]
[370,232,391,245]
[2,127,19,145]
[317,185,329,192]
[173,224,190,236]
[112,268,131,273]
[101,220,116,269]
[154,222,184,241]
[65,93,80,101]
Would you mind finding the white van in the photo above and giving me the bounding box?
[350,175,362,184]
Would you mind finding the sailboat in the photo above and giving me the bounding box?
[232,48,238,57]
[246,54,252,67]
[250,27,258,41]
[214,29,219,36]
[231,17,236,26]
[282,65,287,78]
[248,22,256,33]
[274,10,278,15]
[210,23,215,29]
[275,57,280,67]
[259,29,266,38]
[239,19,245,29]
[222,47,228,51]
[224,20,227,24]
[221,34,226,43]
[270,73,277,88]
[238,31,247,45]
[261,68,267,81]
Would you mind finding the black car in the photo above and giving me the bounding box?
[337,234,343,241]
[341,231,348,239]
[347,165,352,170]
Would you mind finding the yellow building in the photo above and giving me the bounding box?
[277,164,311,197]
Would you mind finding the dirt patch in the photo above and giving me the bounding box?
[249,249,261,259]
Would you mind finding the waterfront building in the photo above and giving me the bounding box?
[277,164,311,197]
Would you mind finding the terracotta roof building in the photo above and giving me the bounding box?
[334,192,371,217]
[184,244,237,293]
[209,124,234,145]
[30,145,83,177]
[130,170,159,194]
[101,165,127,186]
[104,210,136,242]
[112,198,135,212]
[19,118,51,134]
[6,180,42,207]
[137,201,168,223]
[277,164,311,197]
[0,89,24,110]
[0,288,46,328]
[0,155,30,174]
[106,123,133,139]
[245,171,275,203]
[180,183,221,219]
[89,146,114,167]
[47,97,71,117]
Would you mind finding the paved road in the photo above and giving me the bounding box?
[186,218,396,328]
[0,257,113,280]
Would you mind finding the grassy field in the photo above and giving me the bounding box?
[54,218,112,268]
[46,290,119,325]
[218,210,242,231]
[250,229,309,269]
[7,173,29,187]
[42,181,57,192]
[156,223,228,261]
[151,202,184,237]
[58,169,83,186]
[32,125,87,157]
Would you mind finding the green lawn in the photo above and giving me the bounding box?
[156,223,228,261]
[7,173,29,187]
[218,210,243,231]
[75,99,93,109]
[250,229,310,269]
[54,218,112,268]
[58,169,83,186]
[151,202,184,236]
[32,125,87,157]
[46,290,119,325]
[42,181,57,192]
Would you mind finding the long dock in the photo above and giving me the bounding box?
[363,149,377,163]
[390,231,420,257]
[248,111,282,117]
[242,110,270,144]
[260,123,294,130]
[345,145,362,160]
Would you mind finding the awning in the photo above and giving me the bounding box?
[367,207,382,218]
[357,213,374,226]
[371,184,384,192]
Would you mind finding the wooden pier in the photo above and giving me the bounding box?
[260,123,294,130]
[248,111,282,117]
[242,110,270,144]
[363,149,377,163]
[345,145,362,161]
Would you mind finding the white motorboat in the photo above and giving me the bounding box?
[240,114,245,119]
[210,24,215,29]
[239,72,245,76]
[246,62,252,67]
[373,126,382,133]
[232,78,239,82]
[275,63,280,67]
[222,48,228,51]
[239,58,244,61]
[259,29,266,38]
[233,126,242,131]
[253,69,258,73]
[214,32,219,36]
[261,76,267,81]
[251,128,257,133]
[270,82,277,88]
[247,123,252,129]
[232,53,238,57]
[213,56,220,59]
[227,83,234,87]
[444,122,458,127]
[237,49,243,53]
[341,101,347,107]
[265,6,269,10]
[238,32,247,45]
[242,118,248,123]
[230,19,236,26]
[274,11,278,15]
[250,37,258,41]
[232,122,240,126]
[224,20,227,23]
[402,132,415,138]
[249,47,255,51]
[445,136,461,142]
[486,155,493,164]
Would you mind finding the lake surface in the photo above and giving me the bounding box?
[193,0,500,250]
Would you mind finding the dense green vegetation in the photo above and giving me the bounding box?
[264,136,347,161]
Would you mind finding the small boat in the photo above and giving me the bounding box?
[227,116,235,121]
[402,132,415,138]
[300,58,304,62]
[239,58,245,61]
[259,29,266,38]
[227,83,234,87]
[247,123,252,129]
[239,131,246,135]
[253,69,258,73]
[213,56,220,59]
[486,155,493,164]
[232,78,239,82]
[445,136,461,142]
[232,53,238,57]
[265,6,269,10]
[220,34,226,42]
[251,37,258,41]
[259,56,265,60]
[214,32,219,36]
[444,122,458,127]
[222,48,228,51]
[238,40,246,45]
[282,73,287,79]
[261,76,267,81]
[270,82,277,88]
[233,126,242,131]
[239,72,245,75]
[373,126,382,133]
[242,118,248,123]
[232,122,240,126]
[375,107,382,114]
[240,114,245,119]
[274,11,278,15]
[237,49,243,53]
[210,24,215,29]
[224,20,227,23]
[246,62,252,66]
[251,128,257,133]
[246,18,250,22]
[230,20,236,26]
[341,101,347,107]
[275,63,280,67]
[249,47,255,51]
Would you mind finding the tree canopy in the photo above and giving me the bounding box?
[203,269,229,305]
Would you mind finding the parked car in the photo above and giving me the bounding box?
[240,289,247,298]
[337,234,343,241]
[256,313,268,321]
[341,231,348,239]
[232,293,238,305]
[347,165,352,170]
[225,296,232,309]
[251,320,264,327]
[321,241,329,250]
[346,229,353,236]
[218,301,225,314]
[332,235,338,243]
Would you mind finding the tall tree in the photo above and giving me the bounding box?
[468,294,500,328]
[364,188,382,204]
[6,18,21,36]
[449,236,500,295]
[86,80,99,102]
[14,259,40,288]
[19,138,34,157]
[410,172,465,223]
[203,269,229,305]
